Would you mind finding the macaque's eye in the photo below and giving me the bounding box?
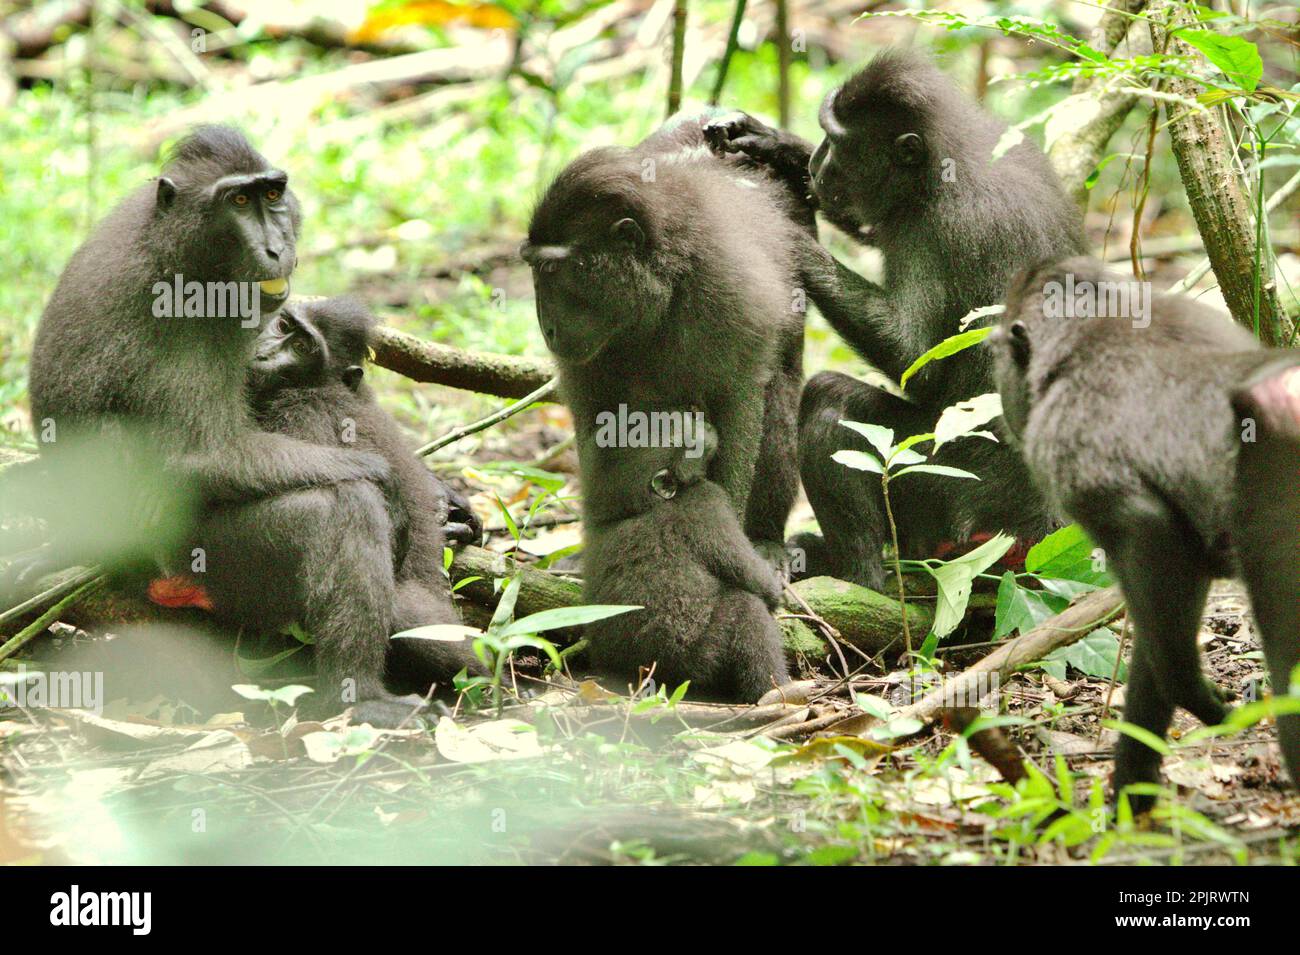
[540,261,559,276]
[273,315,293,334]
[290,336,312,356]
[266,189,281,202]
[233,193,250,206]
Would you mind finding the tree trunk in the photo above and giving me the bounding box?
[1149,1,1283,344]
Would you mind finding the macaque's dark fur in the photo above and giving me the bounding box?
[708,50,1083,588]
[27,127,424,726]
[248,297,485,692]
[583,435,788,701]
[1232,358,1300,791]
[524,115,806,569]
[992,256,1299,807]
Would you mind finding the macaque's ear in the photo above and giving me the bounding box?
[342,365,364,391]
[610,217,645,249]
[893,133,924,167]
[157,177,178,209]
[1008,320,1031,368]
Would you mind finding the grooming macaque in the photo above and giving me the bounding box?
[522,115,807,571]
[246,297,486,692]
[990,256,1299,807]
[26,127,427,725]
[708,50,1083,588]
[583,425,788,701]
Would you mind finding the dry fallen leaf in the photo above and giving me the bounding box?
[434,717,543,763]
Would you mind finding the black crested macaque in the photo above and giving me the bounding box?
[246,297,486,691]
[707,50,1083,588]
[27,127,422,726]
[522,115,807,572]
[990,256,1299,808]
[1231,357,1300,789]
[583,424,788,700]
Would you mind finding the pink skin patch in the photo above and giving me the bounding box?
[1251,365,1300,439]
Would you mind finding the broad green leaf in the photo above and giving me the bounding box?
[839,420,895,460]
[892,464,980,481]
[831,449,883,474]
[1045,628,1126,680]
[499,603,641,637]
[929,533,1016,638]
[993,571,1068,639]
[933,393,1004,449]
[1178,30,1262,92]
[888,447,927,467]
[1025,524,1111,586]
[899,327,994,391]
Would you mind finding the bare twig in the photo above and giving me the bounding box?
[417,379,559,457]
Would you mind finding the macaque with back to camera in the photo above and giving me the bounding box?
[25,127,433,725]
[706,50,1084,589]
[582,423,788,701]
[989,256,1300,810]
[245,297,487,692]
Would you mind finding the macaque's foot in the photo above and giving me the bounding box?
[350,693,429,729]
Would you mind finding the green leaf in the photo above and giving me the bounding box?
[1045,628,1126,680]
[933,393,1004,450]
[893,432,936,455]
[1105,719,1172,756]
[839,420,895,461]
[1025,524,1111,586]
[831,449,883,474]
[899,327,993,391]
[1178,30,1262,92]
[1084,152,1129,190]
[929,533,1016,638]
[477,462,567,494]
[535,543,583,570]
[489,574,523,632]
[892,464,980,481]
[888,447,927,467]
[392,624,483,642]
[499,603,641,637]
[494,493,519,542]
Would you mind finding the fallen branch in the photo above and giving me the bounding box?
[371,326,555,399]
[896,586,1125,729]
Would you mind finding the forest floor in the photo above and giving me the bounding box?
[2,573,1297,866]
